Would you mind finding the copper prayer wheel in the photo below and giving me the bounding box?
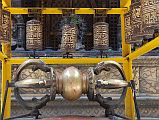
[130,0,143,43]
[26,19,43,50]
[93,22,109,50]
[125,11,132,44]
[61,24,78,53]
[141,0,159,38]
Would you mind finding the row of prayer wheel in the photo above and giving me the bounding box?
[125,0,159,44]
[1,0,159,48]
[60,22,109,52]
[26,21,109,51]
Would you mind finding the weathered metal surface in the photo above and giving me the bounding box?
[2,10,11,42]
[26,19,43,50]
[60,66,83,101]
[141,0,159,38]
[130,0,143,43]
[93,22,109,50]
[61,24,78,52]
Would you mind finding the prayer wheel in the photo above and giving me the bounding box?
[61,24,78,52]
[130,0,143,43]
[141,0,159,38]
[125,11,132,44]
[2,10,11,42]
[93,22,109,50]
[26,19,43,50]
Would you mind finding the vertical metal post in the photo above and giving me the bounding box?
[1,43,11,119]
[121,14,135,119]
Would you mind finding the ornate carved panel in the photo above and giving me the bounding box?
[139,67,159,94]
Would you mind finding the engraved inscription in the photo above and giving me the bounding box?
[26,20,43,50]
[131,1,143,42]
[2,10,11,42]
[61,24,78,52]
[93,22,109,50]
[141,0,159,28]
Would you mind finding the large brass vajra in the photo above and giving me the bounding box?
[13,59,128,110]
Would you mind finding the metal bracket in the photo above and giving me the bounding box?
[61,9,75,16]
[28,9,42,17]
[94,9,108,18]
[28,9,42,14]
[95,9,107,15]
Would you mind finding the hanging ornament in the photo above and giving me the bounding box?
[61,24,78,53]
[141,0,159,38]
[26,19,43,50]
[130,0,143,43]
[93,22,109,50]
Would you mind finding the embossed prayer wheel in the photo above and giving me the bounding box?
[26,19,43,50]
[141,0,159,38]
[125,11,132,44]
[93,22,109,50]
[130,0,143,43]
[2,10,11,42]
[61,24,78,53]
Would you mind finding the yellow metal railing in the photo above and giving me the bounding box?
[5,8,128,15]
[8,57,125,65]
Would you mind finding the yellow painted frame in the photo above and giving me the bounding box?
[1,0,159,119]
[4,8,128,15]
